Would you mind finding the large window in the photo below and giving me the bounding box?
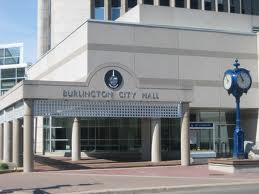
[175,0,185,7]
[161,118,181,160]
[144,0,154,5]
[128,0,137,9]
[252,0,259,15]
[160,0,170,6]
[218,0,228,12]
[0,67,26,94]
[191,0,201,9]
[80,118,141,152]
[205,0,216,11]
[190,110,235,157]
[0,47,20,65]
[230,0,240,13]
[95,0,104,20]
[112,0,121,20]
[242,0,259,15]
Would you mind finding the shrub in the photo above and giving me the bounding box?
[0,163,9,170]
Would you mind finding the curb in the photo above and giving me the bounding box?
[62,181,259,194]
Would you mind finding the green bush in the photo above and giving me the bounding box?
[0,163,9,170]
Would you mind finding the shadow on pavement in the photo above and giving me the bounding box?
[0,183,100,193]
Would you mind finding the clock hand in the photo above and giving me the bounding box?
[240,74,244,82]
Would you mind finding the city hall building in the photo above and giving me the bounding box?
[1,0,259,172]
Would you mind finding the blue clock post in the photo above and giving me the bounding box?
[223,60,252,159]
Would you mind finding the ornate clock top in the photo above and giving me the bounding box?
[233,59,240,69]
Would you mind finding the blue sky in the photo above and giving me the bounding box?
[0,1,37,63]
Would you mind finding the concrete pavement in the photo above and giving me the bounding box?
[1,165,259,193]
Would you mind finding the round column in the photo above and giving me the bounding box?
[37,0,51,58]
[170,0,175,7]
[0,123,3,160]
[121,0,128,15]
[3,121,12,162]
[12,119,21,167]
[72,118,81,161]
[181,102,190,166]
[151,118,161,163]
[23,101,34,172]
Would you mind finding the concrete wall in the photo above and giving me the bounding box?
[28,20,259,109]
[28,22,88,82]
[86,21,258,109]
[50,0,91,47]
[118,5,259,33]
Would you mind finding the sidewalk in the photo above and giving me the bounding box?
[1,165,259,194]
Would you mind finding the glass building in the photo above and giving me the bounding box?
[0,43,27,95]
[91,0,259,21]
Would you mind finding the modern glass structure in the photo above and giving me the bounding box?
[0,43,27,95]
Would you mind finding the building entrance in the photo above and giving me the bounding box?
[80,118,141,153]
[43,117,181,160]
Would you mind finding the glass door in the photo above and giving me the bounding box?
[190,128,214,151]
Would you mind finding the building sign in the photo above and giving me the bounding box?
[63,89,159,100]
[104,70,123,89]
[189,122,214,130]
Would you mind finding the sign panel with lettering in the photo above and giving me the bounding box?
[189,122,214,130]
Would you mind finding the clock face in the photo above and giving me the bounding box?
[223,74,232,90]
[237,71,251,90]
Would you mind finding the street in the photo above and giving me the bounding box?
[144,184,259,194]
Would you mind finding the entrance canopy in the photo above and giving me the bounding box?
[0,79,192,122]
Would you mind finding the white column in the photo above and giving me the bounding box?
[151,118,161,163]
[181,102,190,166]
[121,0,128,15]
[72,118,81,161]
[3,121,12,163]
[141,119,151,161]
[35,116,44,154]
[201,0,205,10]
[154,0,160,6]
[12,119,21,167]
[215,0,218,12]
[0,124,3,160]
[186,0,191,8]
[37,0,51,59]
[23,100,34,172]
[104,0,112,20]
[170,0,175,7]
[86,0,95,19]
[138,0,144,4]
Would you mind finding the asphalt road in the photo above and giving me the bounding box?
[144,184,259,194]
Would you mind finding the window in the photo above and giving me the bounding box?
[144,0,154,5]
[5,47,20,57]
[252,0,259,15]
[175,0,185,8]
[0,47,20,65]
[0,49,4,58]
[205,0,215,11]
[1,79,16,89]
[4,57,19,65]
[95,0,104,20]
[128,0,137,9]
[243,0,259,15]
[191,0,201,9]
[1,68,16,79]
[17,68,25,78]
[112,0,121,20]
[160,0,170,6]
[230,0,240,13]
[218,0,228,12]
